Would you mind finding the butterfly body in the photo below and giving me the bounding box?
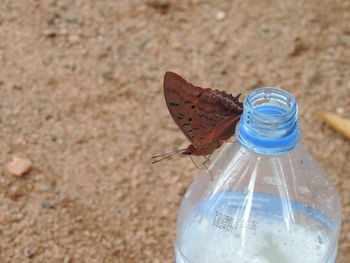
[163,71,243,156]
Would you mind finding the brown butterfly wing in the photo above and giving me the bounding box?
[193,85,243,142]
[163,72,243,155]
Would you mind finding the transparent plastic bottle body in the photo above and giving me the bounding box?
[174,88,341,263]
[175,143,341,263]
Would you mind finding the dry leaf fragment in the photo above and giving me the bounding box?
[314,111,350,140]
[6,156,32,176]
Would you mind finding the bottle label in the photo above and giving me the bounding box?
[193,191,335,232]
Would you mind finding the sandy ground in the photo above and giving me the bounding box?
[0,0,349,262]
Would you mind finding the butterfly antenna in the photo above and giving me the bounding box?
[152,148,186,164]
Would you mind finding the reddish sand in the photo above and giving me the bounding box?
[0,0,349,262]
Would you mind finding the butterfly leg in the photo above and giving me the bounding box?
[190,156,213,181]
[203,154,212,165]
[203,162,214,181]
[189,155,200,169]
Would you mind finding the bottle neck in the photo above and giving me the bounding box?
[236,87,301,154]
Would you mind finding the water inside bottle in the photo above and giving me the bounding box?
[175,213,333,263]
[175,190,336,263]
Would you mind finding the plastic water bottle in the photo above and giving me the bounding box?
[174,87,342,263]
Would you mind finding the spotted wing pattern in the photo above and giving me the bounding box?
[163,71,243,155]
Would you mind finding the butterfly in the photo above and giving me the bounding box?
[152,71,243,163]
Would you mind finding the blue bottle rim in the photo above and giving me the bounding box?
[237,87,301,154]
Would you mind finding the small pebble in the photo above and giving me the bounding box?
[336,107,344,114]
[41,201,54,209]
[59,28,69,35]
[63,256,71,263]
[98,50,109,59]
[215,10,226,21]
[171,42,182,51]
[24,249,34,258]
[146,0,170,9]
[261,25,270,33]
[6,156,32,176]
[66,15,80,24]
[39,183,53,192]
[12,83,23,90]
[146,0,170,13]
[44,29,57,38]
[68,34,80,44]
[47,13,60,25]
